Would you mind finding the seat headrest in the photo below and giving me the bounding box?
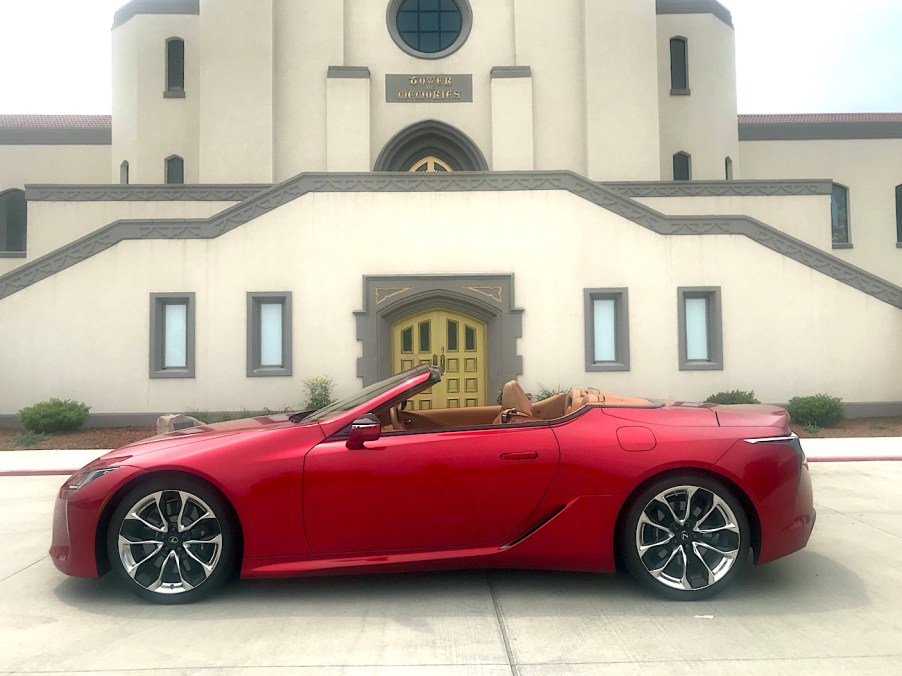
[500,380,533,414]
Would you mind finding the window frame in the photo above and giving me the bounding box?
[0,188,27,254]
[165,37,186,98]
[386,0,473,60]
[670,36,690,95]
[895,184,902,246]
[150,293,196,379]
[584,288,630,372]
[673,152,692,181]
[247,292,293,377]
[165,155,185,185]
[677,287,723,371]
[725,156,733,181]
[831,182,851,248]
[120,161,129,185]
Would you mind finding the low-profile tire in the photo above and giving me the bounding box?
[106,476,238,604]
[622,474,750,601]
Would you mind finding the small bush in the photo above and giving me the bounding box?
[534,384,571,401]
[14,430,47,448]
[18,398,90,434]
[303,376,335,410]
[705,390,760,405]
[786,394,844,428]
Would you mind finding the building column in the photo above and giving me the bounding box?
[326,67,372,172]
[490,67,535,171]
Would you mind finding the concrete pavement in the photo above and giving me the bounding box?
[1,461,902,674]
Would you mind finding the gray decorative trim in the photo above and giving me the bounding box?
[113,0,199,29]
[354,274,523,399]
[670,88,691,96]
[677,287,723,371]
[386,0,473,60]
[739,122,902,141]
[656,0,734,28]
[247,292,293,377]
[584,289,630,372]
[0,128,111,145]
[1,171,900,309]
[833,243,854,250]
[150,292,195,379]
[491,66,531,79]
[25,184,269,202]
[328,66,371,79]
[0,252,25,258]
[603,179,834,198]
[163,90,186,99]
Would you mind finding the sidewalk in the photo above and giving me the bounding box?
[1,437,900,477]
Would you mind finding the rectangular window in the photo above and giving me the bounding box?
[670,37,689,93]
[678,287,723,370]
[831,183,851,247]
[247,292,292,377]
[584,288,630,371]
[150,293,195,378]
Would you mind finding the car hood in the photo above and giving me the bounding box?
[91,414,313,465]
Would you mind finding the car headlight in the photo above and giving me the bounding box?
[60,467,119,497]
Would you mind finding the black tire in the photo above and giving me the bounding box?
[106,476,238,604]
[622,474,750,601]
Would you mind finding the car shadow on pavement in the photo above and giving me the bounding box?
[52,550,868,619]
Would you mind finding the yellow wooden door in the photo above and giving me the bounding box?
[392,309,487,410]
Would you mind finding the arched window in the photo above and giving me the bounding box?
[374,120,488,172]
[831,183,850,245]
[166,38,185,95]
[165,155,184,184]
[0,189,27,252]
[409,156,453,173]
[725,157,733,181]
[120,161,129,185]
[896,184,902,244]
[670,37,689,93]
[673,152,691,181]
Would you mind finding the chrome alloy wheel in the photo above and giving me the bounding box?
[635,485,741,592]
[117,490,223,594]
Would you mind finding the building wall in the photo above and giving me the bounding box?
[0,146,110,190]
[741,138,902,285]
[0,189,898,416]
[112,14,200,183]
[657,13,739,181]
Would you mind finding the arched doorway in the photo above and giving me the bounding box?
[392,308,487,408]
[374,120,488,172]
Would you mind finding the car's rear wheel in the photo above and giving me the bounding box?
[106,477,238,604]
[622,474,750,600]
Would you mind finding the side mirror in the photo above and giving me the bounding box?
[346,415,381,449]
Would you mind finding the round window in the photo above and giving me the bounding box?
[387,0,472,59]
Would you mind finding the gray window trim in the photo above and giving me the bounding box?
[831,182,851,247]
[150,292,195,378]
[119,161,129,185]
[584,288,630,372]
[670,36,689,94]
[673,151,692,181]
[386,0,473,60]
[165,37,186,96]
[0,188,27,253]
[678,287,723,371]
[247,292,293,377]
[165,155,185,185]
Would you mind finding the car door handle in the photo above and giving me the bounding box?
[500,451,538,460]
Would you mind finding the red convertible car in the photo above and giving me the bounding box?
[51,365,815,603]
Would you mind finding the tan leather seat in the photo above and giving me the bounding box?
[494,380,539,424]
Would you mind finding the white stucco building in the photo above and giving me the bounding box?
[0,0,900,425]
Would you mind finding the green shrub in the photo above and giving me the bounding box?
[14,430,47,448]
[18,398,90,434]
[786,394,844,428]
[302,376,335,410]
[534,384,571,401]
[705,390,760,405]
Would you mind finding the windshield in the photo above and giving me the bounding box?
[298,365,434,423]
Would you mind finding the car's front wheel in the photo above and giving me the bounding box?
[106,477,238,604]
[622,474,750,600]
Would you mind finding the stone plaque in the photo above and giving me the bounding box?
[386,74,473,103]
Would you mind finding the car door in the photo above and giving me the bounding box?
[303,424,560,553]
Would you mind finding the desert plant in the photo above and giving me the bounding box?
[18,398,90,434]
[534,384,571,401]
[13,430,47,448]
[786,394,844,428]
[705,390,760,405]
[302,376,335,410]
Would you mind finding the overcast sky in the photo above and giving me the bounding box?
[0,0,900,115]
